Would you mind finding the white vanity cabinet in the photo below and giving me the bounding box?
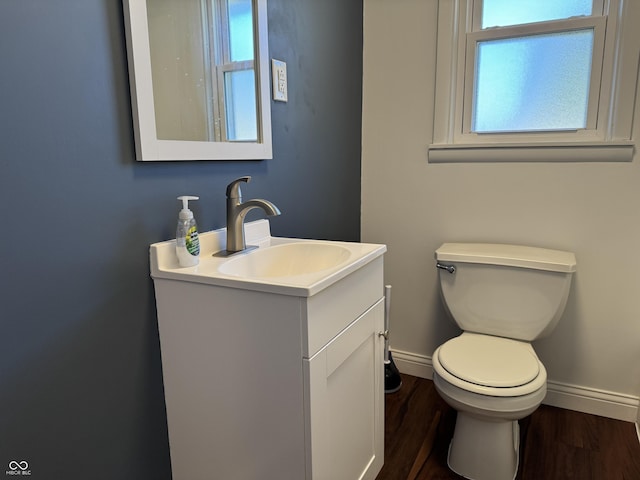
[304,296,384,479]
[151,228,385,480]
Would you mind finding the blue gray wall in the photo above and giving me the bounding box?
[0,1,363,478]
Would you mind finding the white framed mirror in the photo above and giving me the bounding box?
[122,0,272,161]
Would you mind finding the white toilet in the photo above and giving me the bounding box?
[432,243,576,480]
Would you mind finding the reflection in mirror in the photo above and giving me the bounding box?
[122,0,272,161]
[148,0,257,142]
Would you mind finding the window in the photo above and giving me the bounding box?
[206,0,258,142]
[428,0,640,162]
[146,0,258,143]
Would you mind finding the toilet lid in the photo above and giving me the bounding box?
[438,334,540,388]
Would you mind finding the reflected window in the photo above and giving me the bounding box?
[223,69,257,141]
[146,0,258,142]
[213,0,258,142]
[228,0,254,62]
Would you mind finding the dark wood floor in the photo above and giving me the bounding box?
[377,374,640,480]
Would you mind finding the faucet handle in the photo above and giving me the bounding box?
[226,176,251,199]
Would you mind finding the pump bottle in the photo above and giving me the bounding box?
[176,196,200,267]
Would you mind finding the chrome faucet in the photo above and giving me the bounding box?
[226,176,281,253]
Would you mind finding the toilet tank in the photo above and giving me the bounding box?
[435,243,576,341]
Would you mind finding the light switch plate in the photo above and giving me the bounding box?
[271,59,288,102]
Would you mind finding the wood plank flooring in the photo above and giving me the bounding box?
[376,374,640,480]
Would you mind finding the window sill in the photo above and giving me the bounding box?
[428,141,635,163]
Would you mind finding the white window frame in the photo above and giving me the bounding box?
[428,0,640,163]
[204,0,258,142]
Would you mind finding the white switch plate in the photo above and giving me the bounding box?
[271,59,288,102]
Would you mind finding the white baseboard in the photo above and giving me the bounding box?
[391,348,640,422]
[391,349,434,379]
[544,381,639,422]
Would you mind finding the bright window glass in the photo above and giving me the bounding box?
[481,0,593,28]
[228,0,254,62]
[472,29,594,133]
[224,69,257,141]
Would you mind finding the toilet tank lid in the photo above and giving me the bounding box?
[435,243,576,273]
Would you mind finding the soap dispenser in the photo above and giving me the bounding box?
[176,196,200,267]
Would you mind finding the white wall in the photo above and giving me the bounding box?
[361,0,640,421]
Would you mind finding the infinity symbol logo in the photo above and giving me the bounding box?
[8,461,28,471]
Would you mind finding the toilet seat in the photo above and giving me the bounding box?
[439,333,539,387]
[433,333,547,397]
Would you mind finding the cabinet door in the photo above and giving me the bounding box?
[304,298,385,480]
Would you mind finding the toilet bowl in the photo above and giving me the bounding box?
[433,333,547,480]
[433,243,576,480]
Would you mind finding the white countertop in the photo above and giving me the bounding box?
[150,220,386,297]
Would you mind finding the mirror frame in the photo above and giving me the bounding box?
[122,0,272,161]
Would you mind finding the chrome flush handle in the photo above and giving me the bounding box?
[436,262,456,274]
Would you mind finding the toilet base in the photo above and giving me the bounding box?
[447,413,519,480]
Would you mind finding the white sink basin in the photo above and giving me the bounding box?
[219,242,352,278]
[150,220,386,296]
